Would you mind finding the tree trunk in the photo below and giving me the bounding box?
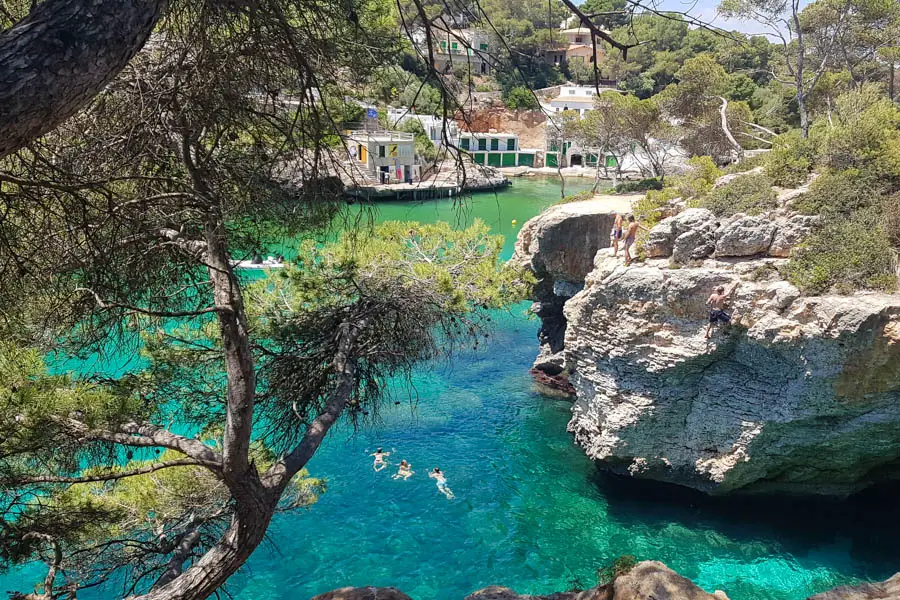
[717,97,744,163]
[130,485,277,600]
[0,0,167,158]
[798,92,810,138]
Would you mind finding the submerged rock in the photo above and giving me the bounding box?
[310,587,412,600]
[514,201,900,496]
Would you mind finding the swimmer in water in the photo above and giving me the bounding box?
[370,447,390,472]
[429,467,454,499]
[392,459,414,480]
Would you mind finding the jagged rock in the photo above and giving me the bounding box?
[769,215,821,257]
[672,228,716,264]
[715,214,777,257]
[644,209,718,259]
[514,202,900,495]
[464,562,727,600]
[610,562,728,600]
[310,587,412,600]
[512,200,616,285]
[807,573,900,599]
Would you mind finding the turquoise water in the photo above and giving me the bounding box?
[4,178,899,599]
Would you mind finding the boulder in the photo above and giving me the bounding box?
[672,228,716,264]
[806,573,900,599]
[715,214,777,257]
[310,587,412,600]
[644,209,717,259]
[769,215,821,257]
[512,200,616,285]
[465,562,727,600]
[611,562,728,600]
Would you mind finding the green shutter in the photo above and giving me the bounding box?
[473,153,485,164]
[479,43,488,51]
[488,153,502,167]
[478,138,487,151]
[490,138,499,151]
[606,155,618,167]
[517,153,534,167]
[546,153,558,168]
[460,137,470,150]
[502,153,516,167]
[507,138,516,151]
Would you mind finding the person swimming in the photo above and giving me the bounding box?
[429,467,454,499]
[392,459,414,480]
[370,447,390,472]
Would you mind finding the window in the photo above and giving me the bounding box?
[507,138,516,151]
[490,138,499,151]
[479,43,488,51]
[575,36,583,43]
[451,42,458,50]
[440,41,446,49]
[569,89,576,94]
[399,144,413,157]
[460,137,470,150]
[378,145,386,158]
[477,138,487,151]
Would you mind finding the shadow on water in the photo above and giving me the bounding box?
[591,468,900,580]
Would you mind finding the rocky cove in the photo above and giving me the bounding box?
[513,193,900,497]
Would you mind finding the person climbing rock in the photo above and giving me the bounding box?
[705,281,739,338]
[623,215,648,266]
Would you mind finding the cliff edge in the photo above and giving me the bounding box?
[513,200,900,496]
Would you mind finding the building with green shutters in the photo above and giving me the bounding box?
[458,132,537,168]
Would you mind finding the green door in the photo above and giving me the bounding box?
[501,153,516,167]
[546,153,558,168]
[487,153,502,167]
[473,153,485,165]
[606,155,618,167]
[517,153,534,167]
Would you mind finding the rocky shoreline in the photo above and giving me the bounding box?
[512,195,900,496]
[309,562,900,600]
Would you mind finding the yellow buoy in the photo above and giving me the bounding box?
[511,219,518,225]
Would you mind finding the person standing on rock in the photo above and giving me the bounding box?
[623,215,648,266]
[705,281,739,338]
[610,211,624,257]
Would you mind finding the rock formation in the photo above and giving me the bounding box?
[309,563,900,600]
[513,198,900,496]
[807,573,900,600]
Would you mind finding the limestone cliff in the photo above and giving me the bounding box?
[513,199,900,496]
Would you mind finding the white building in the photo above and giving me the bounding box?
[412,27,493,75]
[387,109,459,148]
[346,130,418,184]
[549,85,606,116]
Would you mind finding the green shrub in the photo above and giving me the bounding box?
[697,172,777,216]
[764,130,817,188]
[615,178,663,193]
[635,186,678,228]
[793,169,880,217]
[503,86,540,110]
[674,155,722,198]
[597,555,637,586]
[785,209,896,295]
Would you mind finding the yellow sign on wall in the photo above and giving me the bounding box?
[388,144,398,158]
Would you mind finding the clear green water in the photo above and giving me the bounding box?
[4,178,898,599]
